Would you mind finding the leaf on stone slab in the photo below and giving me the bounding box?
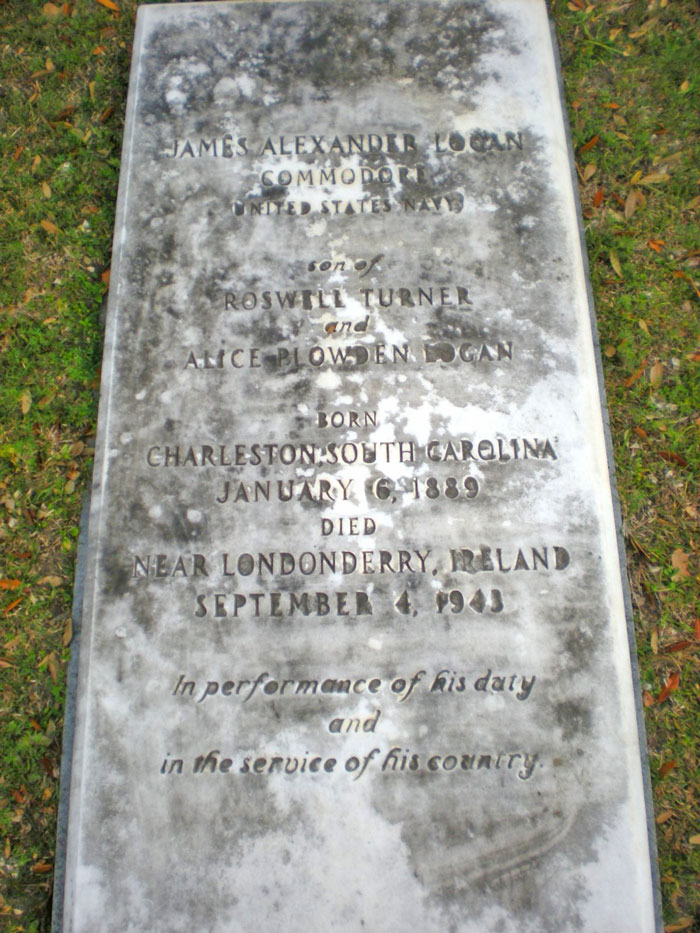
[649,361,664,387]
[671,549,690,579]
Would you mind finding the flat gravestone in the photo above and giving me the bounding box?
[59,1,659,929]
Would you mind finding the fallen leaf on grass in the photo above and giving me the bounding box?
[42,2,61,15]
[580,134,599,153]
[640,172,670,184]
[99,105,113,123]
[604,344,616,358]
[19,390,32,415]
[649,361,664,387]
[624,361,646,387]
[593,188,604,207]
[93,45,107,56]
[38,575,62,587]
[661,640,693,654]
[40,219,58,235]
[12,145,23,161]
[642,690,654,707]
[656,672,680,704]
[695,617,700,640]
[633,425,647,438]
[689,835,700,845]
[625,190,641,218]
[658,760,677,778]
[41,182,51,198]
[0,580,21,590]
[666,920,695,932]
[583,163,597,182]
[2,597,24,616]
[96,0,119,8]
[609,251,623,277]
[638,319,650,335]
[671,549,690,579]
[651,628,658,654]
[31,861,52,874]
[63,618,73,647]
[658,450,688,467]
[655,809,674,823]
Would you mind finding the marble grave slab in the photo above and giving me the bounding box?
[58,1,659,930]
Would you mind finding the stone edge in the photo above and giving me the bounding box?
[546,11,663,931]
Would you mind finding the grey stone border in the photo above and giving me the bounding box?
[547,14,663,932]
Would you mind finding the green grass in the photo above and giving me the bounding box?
[0,0,698,930]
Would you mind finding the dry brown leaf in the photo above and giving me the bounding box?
[2,597,23,615]
[12,145,24,161]
[666,919,694,931]
[671,549,690,579]
[659,759,677,778]
[655,810,674,824]
[604,345,616,358]
[42,1,61,15]
[609,251,622,277]
[47,653,59,684]
[640,172,670,184]
[19,390,32,415]
[40,219,58,235]
[31,860,53,874]
[583,163,597,182]
[0,580,21,590]
[38,575,62,587]
[70,440,85,457]
[650,629,658,654]
[689,835,700,845]
[638,319,649,335]
[580,134,599,154]
[63,617,73,647]
[96,0,119,9]
[41,181,51,198]
[649,361,664,387]
[624,190,639,219]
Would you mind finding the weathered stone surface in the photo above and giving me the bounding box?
[60,1,658,930]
